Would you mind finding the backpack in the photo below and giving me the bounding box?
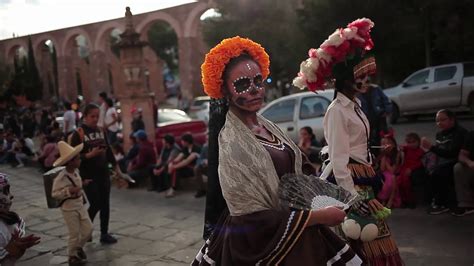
[42,167,66,208]
[43,167,84,208]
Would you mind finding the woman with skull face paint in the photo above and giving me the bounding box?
[0,173,40,265]
[192,37,361,266]
[293,19,402,265]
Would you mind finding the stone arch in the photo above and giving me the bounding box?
[5,39,28,63]
[183,2,211,38]
[60,28,93,56]
[32,35,59,58]
[94,21,125,52]
[136,11,183,40]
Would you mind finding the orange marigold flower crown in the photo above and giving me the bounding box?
[201,36,270,99]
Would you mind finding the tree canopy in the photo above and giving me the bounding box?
[202,0,474,89]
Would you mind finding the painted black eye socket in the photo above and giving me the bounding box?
[233,78,252,93]
[253,74,263,87]
[233,74,264,93]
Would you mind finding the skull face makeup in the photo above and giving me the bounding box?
[225,59,265,113]
[353,74,370,93]
[0,173,13,212]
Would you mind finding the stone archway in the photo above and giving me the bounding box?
[60,28,92,57]
[5,40,28,64]
[58,29,93,101]
[33,37,59,102]
[94,21,125,52]
[179,2,211,98]
[137,14,182,103]
[136,12,183,39]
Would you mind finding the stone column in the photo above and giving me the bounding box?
[116,7,156,152]
[57,55,75,102]
[89,50,110,99]
[178,36,207,99]
[143,46,166,103]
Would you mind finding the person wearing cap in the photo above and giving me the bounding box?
[127,130,156,187]
[131,107,145,133]
[51,141,92,265]
[166,133,201,198]
[0,173,40,265]
[150,134,181,192]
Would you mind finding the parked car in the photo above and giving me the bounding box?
[188,96,211,124]
[258,90,334,142]
[384,62,474,123]
[155,108,207,153]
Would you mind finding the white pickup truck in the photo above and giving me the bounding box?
[384,62,474,123]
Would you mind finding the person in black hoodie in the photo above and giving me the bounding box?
[69,103,120,244]
[421,109,467,215]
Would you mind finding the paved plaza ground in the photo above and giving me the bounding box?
[2,160,473,265]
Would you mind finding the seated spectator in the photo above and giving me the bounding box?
[111,143,124,162]
[36,135,59,172]
[421,109,467,215]
[150,134,181,192]
[0,133,15,164]
[194,142,208,198]
[377,135,402,208]
[298,126,321,164]
[127,130,156,187]
[398,133,425,208]
[131,107,145,133]
[9,138,34,168]
[49,121,62,140]
[452,130,474,216]
[118,134,139,173]
[166,133,201,198]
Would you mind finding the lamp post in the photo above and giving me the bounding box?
[115,7,155,151]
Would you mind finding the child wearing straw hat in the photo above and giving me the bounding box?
[52,141,93,265]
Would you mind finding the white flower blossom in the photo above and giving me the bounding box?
[317,49,331,64]
[342,27,357,40]
[321,30,344,48]
[300,60,318,82]
[293,76,307,89]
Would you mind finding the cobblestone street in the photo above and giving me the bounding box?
[3,163,473,265]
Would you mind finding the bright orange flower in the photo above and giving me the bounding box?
[201,36,270,99]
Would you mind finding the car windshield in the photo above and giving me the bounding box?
[158,110,191,123]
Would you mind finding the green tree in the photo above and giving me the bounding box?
[26,36,43,100]
[147,21,179,72]
[9,37,43,101]
[201,0,308,94]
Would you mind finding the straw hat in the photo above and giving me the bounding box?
[53,141,84,167]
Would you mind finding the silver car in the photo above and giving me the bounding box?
[258,90,335,142]
[384,62,474,123]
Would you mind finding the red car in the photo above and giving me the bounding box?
[155,109,207,153]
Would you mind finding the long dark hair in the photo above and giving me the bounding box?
[301,126,316,141]
[203,54,254,239]
[83,103,100,117]
[382,136,399,165]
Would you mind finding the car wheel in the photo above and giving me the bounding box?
[389,104,400,124]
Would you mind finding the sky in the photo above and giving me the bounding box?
[0,0,196,40]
